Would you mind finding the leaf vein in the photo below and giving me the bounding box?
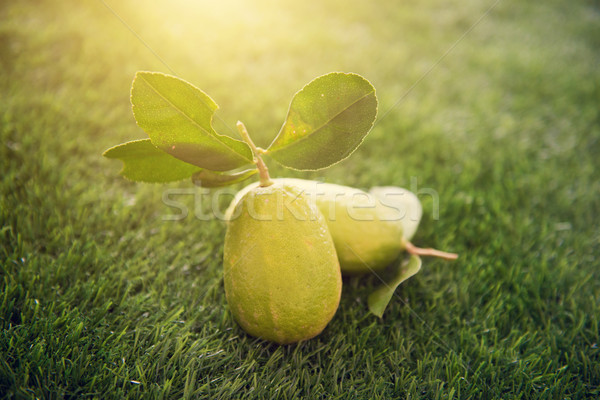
[268,89,375,153]
[137,74,251,162]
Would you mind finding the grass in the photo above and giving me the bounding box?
[1,0,599,398]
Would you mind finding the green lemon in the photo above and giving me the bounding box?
[223,182,342,344]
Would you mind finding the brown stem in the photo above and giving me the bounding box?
[404,241,458,260]
[237,121,273,187]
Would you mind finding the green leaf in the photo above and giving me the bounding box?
[267,72,378,170]
[131,71,253,171]
[103,139,201,183]
[192,168,258,188]
[367,255,422,318]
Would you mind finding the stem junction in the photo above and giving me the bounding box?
[237,121,273,187]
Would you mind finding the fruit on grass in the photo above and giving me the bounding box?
[226,178,456,274]
[223,182,342,344]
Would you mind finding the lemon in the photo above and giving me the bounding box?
[223,182,342,344]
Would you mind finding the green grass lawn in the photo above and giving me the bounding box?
[1,0,599,398]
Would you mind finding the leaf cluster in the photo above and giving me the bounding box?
[104,72,378,187]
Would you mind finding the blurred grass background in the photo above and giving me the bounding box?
[1,0,599,398]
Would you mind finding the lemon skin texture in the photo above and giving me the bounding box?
[289,180,404,274]
[223,183,342,344]
[226,179,421,275]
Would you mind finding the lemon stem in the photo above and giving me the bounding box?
[404,241,458,260]
[237,121,273,187]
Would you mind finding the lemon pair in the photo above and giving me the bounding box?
[223,179,423,344]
